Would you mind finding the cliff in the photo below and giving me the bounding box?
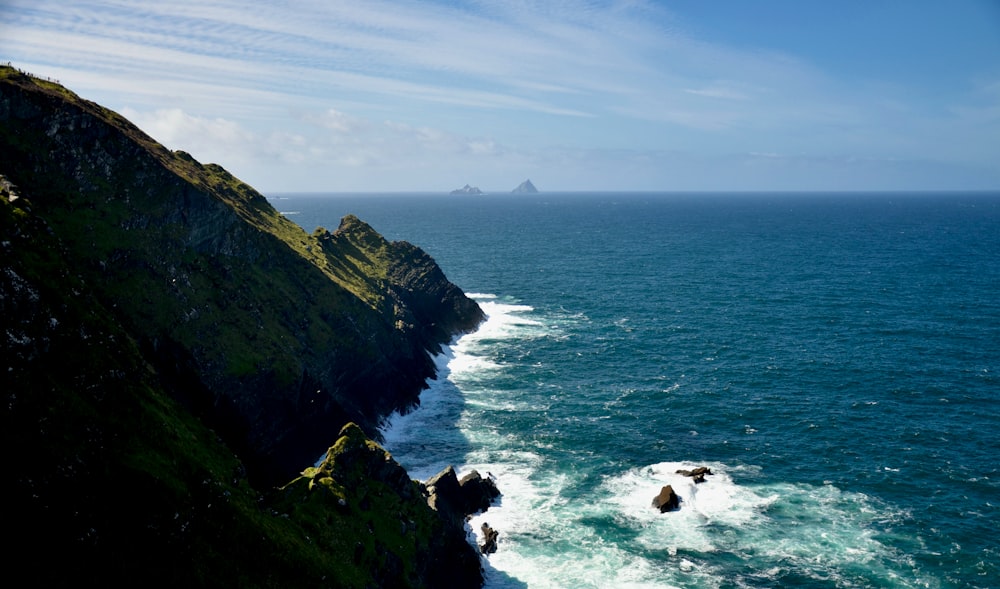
[1,66,487,587]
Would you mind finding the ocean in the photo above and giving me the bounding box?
[279,192,999,589]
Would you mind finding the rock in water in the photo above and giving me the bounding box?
[480,522,499,554]
[676,466,713,483]
[459,470,502,515]
[425,466,502,524]
[652,484,680,512]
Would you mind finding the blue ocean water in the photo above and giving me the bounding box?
[280,192,1000,588]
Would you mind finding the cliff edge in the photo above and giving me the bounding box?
[1,66,487,587]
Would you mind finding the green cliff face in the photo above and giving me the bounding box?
[1,66,486,587]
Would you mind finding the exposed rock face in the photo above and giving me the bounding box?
[511,179,538,193]
[425,466,502,558]
[425,466,501,527]
[450,184,483,195]
[459,470,502,515]
[652,484,680,512]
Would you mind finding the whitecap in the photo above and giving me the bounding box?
[601,462,771,553]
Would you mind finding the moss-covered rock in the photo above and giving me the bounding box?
[275,423,484,588]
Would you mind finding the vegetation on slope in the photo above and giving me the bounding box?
[1,65,486,587]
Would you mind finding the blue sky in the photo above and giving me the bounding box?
[2,0,999,192]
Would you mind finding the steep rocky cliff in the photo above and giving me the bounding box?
[1,66,487,587]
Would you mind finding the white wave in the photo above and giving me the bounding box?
[382,293,546,475]
[472,302,543,337]
[466,460,725,589]
[603,462,773,554]
[382,287,934,588]
[596,462,920,587]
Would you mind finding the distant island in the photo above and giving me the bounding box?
[450,184,483,195]
[512,179,539,193]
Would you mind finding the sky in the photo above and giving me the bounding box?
[2,0,1000,193]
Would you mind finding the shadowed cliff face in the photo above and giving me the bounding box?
[0,66,483,486]
[1,65,486,587]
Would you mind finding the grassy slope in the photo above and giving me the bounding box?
[0,65,484,482]
[0,67,483,587]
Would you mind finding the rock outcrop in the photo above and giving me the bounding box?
[425,466,502,558]
[425,466,501,526]
[676,466,713,483]
[480,523,500,554]
[652,485,680,512]
[459,470,503,514]
[1,65,487,588]
[276,424,485,588]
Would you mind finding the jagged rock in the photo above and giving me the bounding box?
[425,466,501,526]
[480,522,499,554]
[676,466,713,483]
[425,466,464,524]
[459,470,501,515]
[652,484,680,512]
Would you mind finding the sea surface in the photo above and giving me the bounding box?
[279,192,1000,589]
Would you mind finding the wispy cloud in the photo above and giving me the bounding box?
[3,0,998,190]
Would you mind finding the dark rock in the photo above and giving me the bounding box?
[676,466,713,483]
[480,522,499,554]
[425,466,464,525]
[459,469,501,515]
[426,466,501,525]
[652,485,680,512]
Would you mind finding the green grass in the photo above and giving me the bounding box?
[2,65,482,587]
[3,191,451,587]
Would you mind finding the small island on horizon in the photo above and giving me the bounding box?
[450,184,484,195]
[450,180,540,195]
[512,179,539,193]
